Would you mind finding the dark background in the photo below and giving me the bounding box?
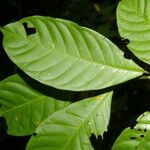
[0,0,150,149]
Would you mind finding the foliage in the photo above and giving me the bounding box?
[0,0,149,149]
[26,92,112,150]
[117,0,150,64]
[112,112,150,150]
[0,74,70,136]
[1,16,143,91]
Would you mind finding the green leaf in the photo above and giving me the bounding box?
[112,111,150,150]
[117,0,150,64]
[1,16,144,91]
[26,92,113,150]
[0,74,70,136]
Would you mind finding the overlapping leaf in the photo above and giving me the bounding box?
[1,16,144,91]
[26,92,112,150]
[0,74,70,136]
[117,0,150,64]
[112,111,150,150]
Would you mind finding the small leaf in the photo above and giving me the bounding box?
[1,16,144,91]
[112,112,150,150]
[117,0,150,64]
[0,74,70,136]
[26,92,113,150]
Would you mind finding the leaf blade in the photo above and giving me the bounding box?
[0,74,70,136]
[2,16,144,91]
[117,0,150,64]
[112,112,150,150]
[26,92,113,150]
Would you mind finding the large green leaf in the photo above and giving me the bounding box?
[26,92,112,150]
[117,0,150,64]
[1,16,144,91]
[112,111,150,150]
[0,74,70,136]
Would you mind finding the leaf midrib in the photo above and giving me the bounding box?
[3,21,143,73]
[62,95,109,150]
[28,39,144,73]
[1,96,46,115]
[20,45,143,73]
[119,3,150,25]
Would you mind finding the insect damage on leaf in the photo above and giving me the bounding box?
[129,137,137,140]
[140,134,144,138]
[23,22,36,35]
[32,133,37,136]
[144,129,147,132]
[122,38,130,45]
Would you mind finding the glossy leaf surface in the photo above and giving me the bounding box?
[112,112,150,150]
[1,16,144,91]
[117,0,150,64]
[26,92,112,150]
[0,74,69,136]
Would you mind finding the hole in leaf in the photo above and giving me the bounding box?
[96,113,101,116]
[122,38,130,45]
[137,129,142,131]
[144,129,147,132]
[23,22,36,36]
[32,133,37,136]
[140,134,144,138]
[130,137,137,140]
[90,134,102,149]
